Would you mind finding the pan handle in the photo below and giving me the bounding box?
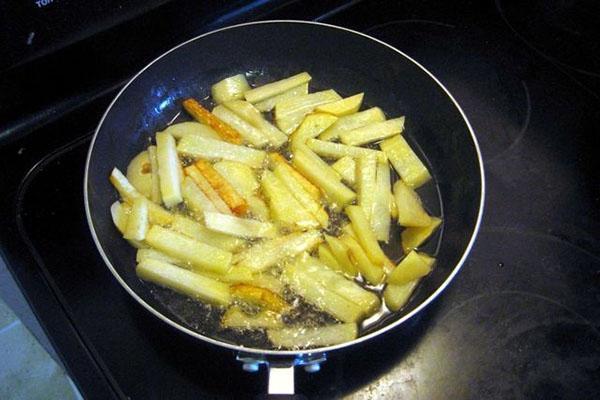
[237,352,327,395]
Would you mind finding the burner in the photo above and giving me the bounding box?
[497,0,600,77]
[365,20,531,161]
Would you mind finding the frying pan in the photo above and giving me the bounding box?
[85,20,484,395]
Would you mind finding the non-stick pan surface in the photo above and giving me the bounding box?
[85,21,484,356]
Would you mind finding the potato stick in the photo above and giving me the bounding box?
[254,83,308,112]
[147,145,162,204]
[194,160,247,215]
[234,231,322,271]
[315,93,364,116]
[184,166,232,215]
[203,211,276,239]
[345,205,388,266]
[156,131,183,207]
[390,191,398,219]
[340,235,385,285]
[212,160,259,197]
[380,134,431,189]
[212,104,269,147]
[177,134,266,168]
[401,217,442,253]
[170,215,245,252]
[136,248,184,267]
[393,180,432,227]
[275,90,342,134]
[319,107,386,141]
[268,323,357,349]
[331,156,356,186]
[356,153,378,226]
[384,279,419,312]
[268,153,320,199]
[145,225,232,274]
[182,98,242,144]
[110,201,129,234]
[244,72,312,103]
[181,176,218,217]
[340,117,405,146]
[223,100,287,147]
[137,259,231,306]
[230,284,288,312]
[245,195,270,221]
[124,197,149,241]
[126,150,152,198]
[221,307,283,330]
[158,121,221,141]
[211,74,250,104]
[318,244,344,273]
[387,251,435,285]
[273,164,329,228]
[306,139,387,162]
[372,160,392,242]
[290,113,338,151]
[324,235,358,277]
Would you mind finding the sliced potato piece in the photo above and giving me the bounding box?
[223,100,287,147]
[339,235,385,285]
[317,244,343,273]
[177,134,266,168]
[203,211,277,239]
[244,72,311,103]
[123,197,149,241]
[235,231,322,271]
[340,117,404,146]
[136,259,231,306]
[184,165,232,215]
[230,284,288,312]
[221,307,283,330]
[401,217,442,253]
[126,150,152,198]
[182,98,242,144]
[268,153,320,200]
[158,121,221,141]
[345,206,388,266]
[211,74,251,104]
[315,93,364,116]
[380,134,431,189]
[319,107,386,141]
[289,113,338,151]
[324,235,358,277]
[136,248,184,267]
[268,323,357,349]
[372,160,392,242]
[384,279,419,312]
[110,201,129,234]
[254,83,308,112]
[156,131,183,207]
[331,156,356,186]
[393,180,432,227]
[181,176,217,217]
[194,160,247,215]
[212,160,259,197]
[145,225,232,274]
[275,89,342,134]
[387,251,435,285]
[306,139,386,162]
[356,153,378,226]
[212,104,269,147]
[170,215,245,252]
[147,145,162,204]
[390,191,398,219]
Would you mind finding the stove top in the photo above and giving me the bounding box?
[1,0,599,399]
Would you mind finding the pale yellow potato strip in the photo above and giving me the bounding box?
[393,180,432,227]
[184,165,232,215]
[380,134,431,189]
[203,211,277,239]
[147,145,162,204]
[340,117,405,146]
[181,176,218,217]
[177,134,266,168]
[315,93,363,116]
[306,138,386,162]
[339,235,385,285]
[401,217,442,253]
[123,197,149,241]
[387,251,435,285]
[275,89,342,134]
[268,323,357,349]
[170,215,245,252]
[212,104,269,147]
[211,74,250,104]
[324,235,358,277]
[158,121,221,141]
[319,107,386,141]
[372,160,392,242]
[345,205,388,266]
[384,279,420,312]
[331,156,356,186]
[356,153,378,225]
[254,83,308,112]
[156,131,183,207]
[245,72,312,103]
[223,100,287,147]
[268,153,321,200]
[289,113,338,151]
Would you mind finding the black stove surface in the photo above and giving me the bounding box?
[1,0,599,399]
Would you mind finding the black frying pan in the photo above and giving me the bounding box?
[85,20,484,394]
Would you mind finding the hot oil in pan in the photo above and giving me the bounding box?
[141,73,443,350]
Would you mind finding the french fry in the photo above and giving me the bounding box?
[211,74,251,104]
[234,231,322,271]
[324,235,358,277]
[254,83,308,112]
[223,100,287,147]
[380,135,431,189]
[230,284,288,312]
[182,98,242,144]
[136,248,184,267]
[339,235,385,285]
[244,72,312,103]
[194,160,248,215]
[136,259,231,306]
[267,323,357,349]
[156,131,183,207]
[221,307,283,330]
[393,180,432,227]
[401,217,442,253]
[317,244,344,273]
[306,138,386,162]
[315,93,364,116]
[356,153,378,226]
[124,197,149,241]
[181,176,218,217]
[213,161,269,220]
[340,117,404,146]
[203,211,277,239]
[147,145,162,204]
[387,251,435,285]
[170,215,245,252]
[345,206,388,266]
[289,113,338,151]
[126,150,152,198]
[145,225,232,274]
[331,156,356,186]
[268,153,320,200]
[384,279,419,312]
[158,121,221,141]
[372,160,392,242]
[177,134,266,168]
[184,165,232,214]
[212,104,269,147]
[261,170,320,229]
[275,89,342,134]
[110,201,129,234]
[319,107,386,141]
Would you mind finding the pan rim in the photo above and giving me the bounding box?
[84,19,486,357]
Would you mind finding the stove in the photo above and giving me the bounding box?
[1,1,599,398]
